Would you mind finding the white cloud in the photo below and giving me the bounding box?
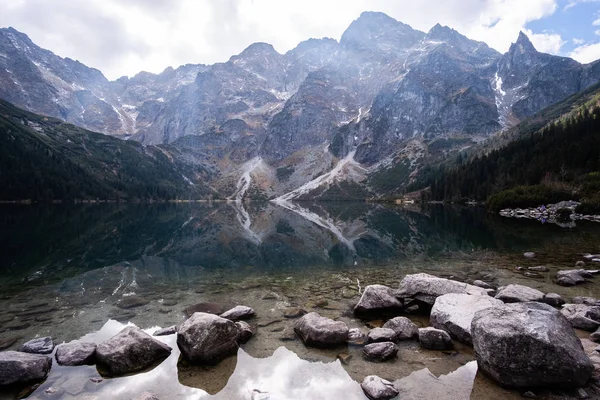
[565,0,600,10]
[570,42,600,63]
[597,30,600,36]
[0,0,562,79]
[594,17,600,26]
[573,38,586,45]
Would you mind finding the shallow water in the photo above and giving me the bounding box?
[1,201,599,399]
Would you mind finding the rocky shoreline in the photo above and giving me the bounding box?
[2,270,600,399]
[499,201,600,225]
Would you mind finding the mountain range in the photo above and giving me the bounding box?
[1,11,599,201]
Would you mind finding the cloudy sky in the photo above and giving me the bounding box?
[1,0,600,80]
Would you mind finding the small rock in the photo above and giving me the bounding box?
[362,342,398,362]
[0,351,52,386]
[382,317,418,340]
[472,280,493,289]
[561,304,600,331]
[556,270,589,286]
[90,377,103,383]
[283,307,307,318]
[522,391,536,398]
[528,266,549,272]
[55,341,97,366]
[337,353,352,365]
[573,297,600,306]
[360,375,399,400]
[0,337,19,351]
[21,337,55,354]
[524,252,536,258]
[365,320,385,329]
[315,299,329,308]
[280,326,296,341]
[294,312,348,348]
[367,328,397,343]
[418,327,454,350]
[354,285,403,318]
[220,305,255,321]
[96,326,172,375]
[577,388,589,399]
[495,284,544,303]
[235,321,253,344]
[542,293,565,307]
[347,328,368,346]
[576,261,586,267]
[153,326,177,336]
[116,296,149,309]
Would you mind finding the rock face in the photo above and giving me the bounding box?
[561,304,600,331]
[20,337,55,354]
[418,327,454,350]
[177,312,239,364]
[96,326,172,375]
[382,317,418,340]
[494,284,544,303]
[367,328,397,343]
[0,351,52,386]
[361,375,399,400]
[220,305,255,321]
[294,312,349,348]
[396,273,489,306]
[471,302,594,388]
[353,285,403,318]
[430,293,503,345]
[55,341,97,366]
[362,342,399,361]
[235,321,253,344]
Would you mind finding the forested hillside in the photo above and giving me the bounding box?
[0,100,213,201]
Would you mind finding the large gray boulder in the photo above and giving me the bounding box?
[362,342,398,362]
[0,351,52,386]
[556,270,589,286]
[96,326,172,375]
[55,341,96,366]
[177,312,239,364]
[561,304,600,331]
[471,302,594,388]
[294,312,348,348]
[382,317,418,340]
[418,327,453,350]
[396,273,488,306]
[353,285,403,318]
[361,375,399,400]
[20,337,54,354]
[430,293,503,345]
[219,305,255,321]
[494,284,544,303]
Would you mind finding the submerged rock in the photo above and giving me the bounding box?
[418,327,453,350]
[430,293,503,345]
[471,302,593,388]
[283,307,307,318]
[561,304,600,331]
[96,326,172,375]
[396,273,488,306]
[494,284,544,303]
[177,312,239,364]
[361,375,399,400]
[294,312,348,348]
[20,337,54,355]
[116,296,149,309]
[353,285,403,318]
[235,321,253,344]
[382,316,418,340]
[220,305,255,321]
[183,302,225,318]
[347,328,368,346]
[55,341,96,366]
[362,342,398,362]
[153,326,177,336]
[367,328,397,344]
[573,297,600,306]
[0,351,52,386]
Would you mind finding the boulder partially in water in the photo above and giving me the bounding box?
[494,284,544,303]
[220,305,255,321]
[471,302,594,388]
[353,285,403,318]
[361,375,399,400]
[561,304,600,331]
[362,342,398,362]
[382,317,418,340]
[96,326,172,375]
[294,312,348,348]
[543,293,565,307]
[20,337,54,355]
[367,328,397,344]
[556,270,594,286]
[177,312,239,364]
[235,321,253,344]
[396,273,489,306]
[418,327,454,350]
[430,293,503,345]
[0,351,52,386]
[347,328,368,346]
[55,341,97,366]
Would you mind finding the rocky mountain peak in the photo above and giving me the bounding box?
[232,42,280,62]
[511,31,537,55]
